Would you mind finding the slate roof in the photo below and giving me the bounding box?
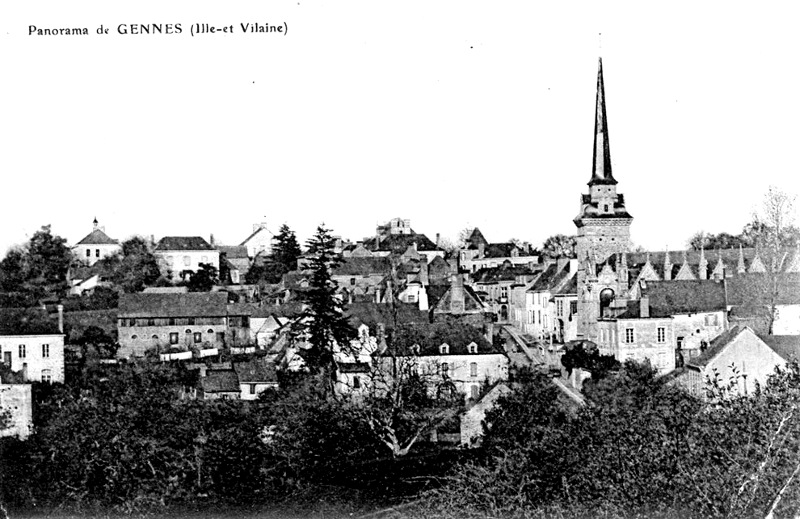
[554,274,578,296]
[217,245,249,259]
[466,228,489,249]
[362,233,439,253]
[332,257,392,276]
[200,370,240,393]
[472,265,536,284]
[233,359,278,383]
[726,274,800,306]
[530,263,571,292]
[346,302,430,331]
[760,335,800,362]
[118,292,229,318]
[75,228,119,246]
[485,243,518,258]
[643,280,727,317]
[155,236,215,251]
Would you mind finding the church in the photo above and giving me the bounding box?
[571,59,800,373]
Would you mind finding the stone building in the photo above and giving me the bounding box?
[154,236,219,281]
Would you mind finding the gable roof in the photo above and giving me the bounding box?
[643,280,727,317]
[75,228,119,246]
[467,228,489,249]
[690,326,748,367]
[760,335,800,362]
[362,233,439,253]
[118,292,229,318]
[332,257,392,276]
[239,226,272,247]
[155,236,215,252]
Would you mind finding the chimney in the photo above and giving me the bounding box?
[640,297,649,319]
[57,304,64,334]
[210,234,215,247]
[436,233,440,246]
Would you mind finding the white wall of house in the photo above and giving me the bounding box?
[0,383,32,439]
[155,250,220,278]
[672,311,727,360]
[239,382,278,400]
[681,329,785,398]
[75,243,122,266]
[0,335,65,383]
[417,352,509,403]
[70,274,100,296]
[460,383,512,447]
[597,318,676,374]
[774,304,800,335]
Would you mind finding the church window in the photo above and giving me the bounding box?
[625,328,635,344]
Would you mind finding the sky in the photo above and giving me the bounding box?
[2,1,800,255]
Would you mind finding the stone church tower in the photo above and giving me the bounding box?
[575,58,634,341]
[574,58,633,263]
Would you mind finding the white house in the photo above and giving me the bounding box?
[154,236,219,281]
[0,334,65,383]
[677,326,787,398]
[73,218,122,266]
[240,223,273,259]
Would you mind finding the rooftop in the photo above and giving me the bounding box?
[155,236,215,252]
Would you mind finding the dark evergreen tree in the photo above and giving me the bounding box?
[187,263,218,292]
[272,224,302,272]
[292,224,355,394]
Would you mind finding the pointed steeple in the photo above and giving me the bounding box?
[698,246,708,280]
[589,58,617,186]
[663,249,672,281]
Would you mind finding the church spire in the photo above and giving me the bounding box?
[589,57,617,186]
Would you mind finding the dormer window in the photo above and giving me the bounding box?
[468,342,478,354]
[439,344,449,355]
[411,344,421,355]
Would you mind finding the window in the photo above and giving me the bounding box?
[677,336,684,349]
[471,385,480,399]
[704,314,718,326]
[625,328,635,344]
[439,344,449,355]
[183,256,191,266]
[657,327,666,343]
[249,384,256,395]
[350,277,356,286]
[3,352,10,365]
[207,329,214,334]
[441,362,449,376]
[353,376,361,389]
[151,335,158,339]
[407,294,417,303]
[41,369,52,383]
[119,319,127,327]
[468,342,478,354]
[170,333,179,345]
[570,301,578,315]
[95,249,100,258]
[85,249,91,258]
[168,318,176,326]
[556,299,564,316]
[604,204,609,212]
[147,318,155,326]
[18,345,26,358]
[130,318,136,326]
[470,362,478,377]
[187,318,195,325]
[42,344,50,358]
[193,332,202,344]
[131,335,138,340]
